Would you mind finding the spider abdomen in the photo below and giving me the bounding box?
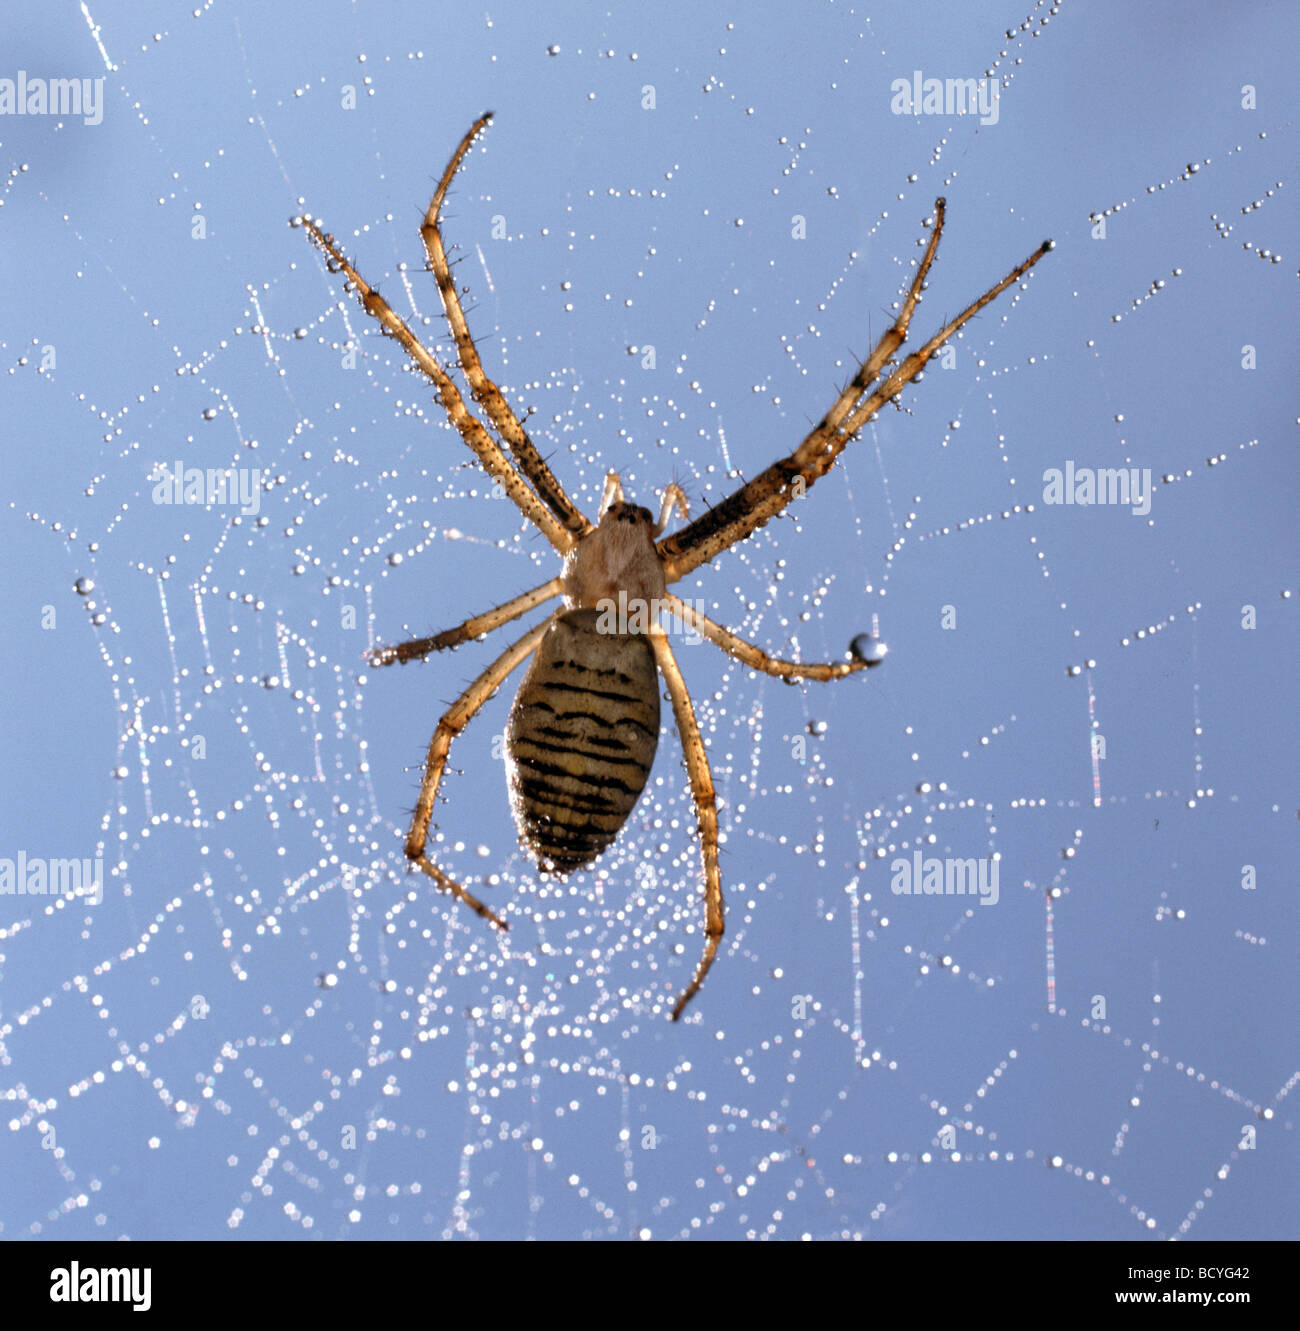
[505,608,660,874]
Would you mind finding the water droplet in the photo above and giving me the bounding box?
[850,634,887,665]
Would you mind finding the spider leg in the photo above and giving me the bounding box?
[656,204,1052,583]
[300,217,573,553]
[367,576,562,666]
[662,593,877,681]
[839,270,1046,436]
[648,628,723,1021]
[816,195,948,440]
[422,115,593,541]
[405,614,556,928]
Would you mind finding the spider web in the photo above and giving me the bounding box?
[3,1,1296,1241]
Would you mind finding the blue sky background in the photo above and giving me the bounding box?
[2,2,1296,1240]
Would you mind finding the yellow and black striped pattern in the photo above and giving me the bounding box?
[506,609,660,872]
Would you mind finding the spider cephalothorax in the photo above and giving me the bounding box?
[561,490,670,611]
[302,113,1049,1019]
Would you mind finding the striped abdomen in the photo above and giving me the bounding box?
[506,608,660,873]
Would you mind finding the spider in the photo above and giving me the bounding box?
[302,113,1050,1021]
